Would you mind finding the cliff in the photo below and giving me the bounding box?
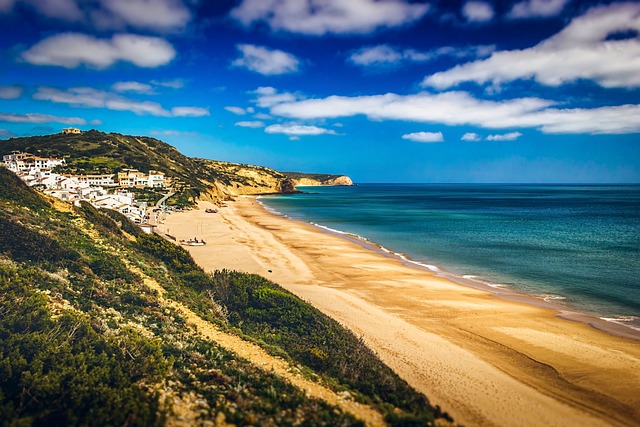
[283,172,354,187]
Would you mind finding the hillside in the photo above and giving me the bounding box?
[0,131,352,206]
[0,167,451,426]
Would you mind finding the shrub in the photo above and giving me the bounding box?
[0,217,80,270]
[0,168,49,211]
[0,266,170,426]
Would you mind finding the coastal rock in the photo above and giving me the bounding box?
[290,175,354,187]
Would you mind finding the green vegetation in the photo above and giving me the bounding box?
[0,168,366,426]
[0,266,168,426]
[0,139,449,426]
[136,234,450,425]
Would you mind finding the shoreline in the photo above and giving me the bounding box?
[158,197,640,427]
[258,196,640,341]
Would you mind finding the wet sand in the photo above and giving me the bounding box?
[158,198,640,427]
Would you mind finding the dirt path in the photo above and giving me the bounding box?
[135,269,387,427]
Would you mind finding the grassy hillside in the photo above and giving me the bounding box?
[0,131,350,206]
[0,167,451,426]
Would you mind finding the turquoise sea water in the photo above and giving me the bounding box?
[260,184,640,332]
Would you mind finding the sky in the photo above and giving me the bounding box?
[0,0,639,183]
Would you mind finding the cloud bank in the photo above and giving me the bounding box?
[1,0,192,32]
[349,44,495,68]
[231,0,429,35]
[265,124,337,136]
[402,131,444,142]
[0,112,86,125]
[233,44,300,75]
[423,3,640,89]
[508,0,570,19]
[269,90,640,134]
[22,33,176,69]
[462,1,494,23]
[0,85,23,99]
[33,86,209,117]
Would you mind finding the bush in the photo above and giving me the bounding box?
[137,233,199,274]
[0,266,171,426]
[0,217,80,270]
[98,208,144,237]
[77,202,121,237]
[0,168,49,211]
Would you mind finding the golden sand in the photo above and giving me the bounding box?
[159,198,640,427]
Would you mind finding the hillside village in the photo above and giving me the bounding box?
[1,129,354,235]
[2,132,169,228]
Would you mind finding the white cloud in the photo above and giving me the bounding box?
[150,79,184,89]
[269,90,640,135]
[349,44,495,68]
[265,124,337,136]
[33,86,208,117]
[225,106,247,115]
[22,33,176,69]
[24,0,83,21]
[3,0,191,32]
[0,0,82,20]
[487,132,522,141]
[0,85,22,99]
[461,132,481,141]
[251,87,299,108]
[231,0,429,35]
[0,112,86,125]
[171,106,209,117]
[271,91,552,125]
[402,131,444,143]
[349,45,403,66]
[462,1,494,22]
[232,44,300,75]
[112,81,155,94]
[93,0,191,32]
[424,3,640,89]
[235,121,265,128]
[254,112,273,120]
[508,0,569,19]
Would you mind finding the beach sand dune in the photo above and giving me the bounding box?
[159,198,640,427]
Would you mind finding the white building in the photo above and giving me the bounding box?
[117,169,164,188]
[33,156,65,170]
[3,152,33,173]
[58,176,81,191]
[2,152,65,174]
[76,174,116,187]
[62,128,81,134]
[148,170,165,188]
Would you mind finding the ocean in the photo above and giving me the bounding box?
[260,184,640,333]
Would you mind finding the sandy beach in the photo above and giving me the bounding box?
[158,198,640,427]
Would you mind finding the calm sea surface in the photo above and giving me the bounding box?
[261,184,640,331]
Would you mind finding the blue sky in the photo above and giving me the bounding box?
[0,0,639,183]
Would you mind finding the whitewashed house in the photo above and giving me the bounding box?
[148,171,165,188]
[76,174,117,187]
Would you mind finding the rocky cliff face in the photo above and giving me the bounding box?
[201,162,354,201]
[201,160,299,201]
[291,175,354,187]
